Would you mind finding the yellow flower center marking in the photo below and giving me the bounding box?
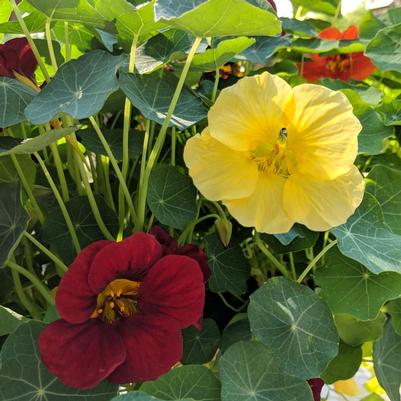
[91,278,141,323]
[251,128,294,177]
[326,54,352,74]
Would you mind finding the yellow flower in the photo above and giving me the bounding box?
[184,72,365,233]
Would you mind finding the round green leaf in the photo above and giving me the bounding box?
[112,392,192,401]
[147,165,197,229]
[331,193,401,274]
[0,321,118,401]
[25,50,123,124]
[220,316,251,353]
[0,77,37,128]
[0,306,28,336]
[374,320,401,401]
[182,318,221,364]
[219,341,313,401]
[334,313,386,346]
[205,233,250,295]
[321,341,362,384]
[315,247,401,320]
[141,365,220,401]
[248,276,339,379]
[386,298,401,336]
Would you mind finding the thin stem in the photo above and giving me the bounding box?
[332,0,342,26]
[136,37,202,231]
[74,152,115,240]
[24,232,68,273]
[211,67,220,103]
[11,269,41,319]
[171,126,176,166]
[9,0,51,82]
[297,240,338,283]
[289,252,296,280]
[10,154,44,224]
[34,152,81,254]
[177,213,219,244]
[101,155,116,211]
[218,293,248,313]
[138,120,150,202]
[45,17,58,71]
[64,22,71,62]
[7,261,54,305]
[255,233,289,277]
[89,116,138,224]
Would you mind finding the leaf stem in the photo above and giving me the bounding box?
[9,0,51,82]
[255,233,289,277]
[7,260,54,305]
[211,67,220,103]
[136,36,203,231]
[64,22,71,62]
[297,240,338,283]
[45,17,58,71]
[34,152,81,254]
[171,126,176,166]
[10,154,44,224]
[24,231,68,273]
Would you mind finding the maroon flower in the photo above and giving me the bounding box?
[266,0,277,12]
[39,233,205,389]
[151,226,211,282]
[308,378,324,401]
[0,38,37,78]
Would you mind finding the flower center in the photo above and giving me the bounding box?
[251,128,294,178]
[326,54,351,74]
[91,278,141,323]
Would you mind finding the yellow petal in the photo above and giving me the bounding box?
[208,72,294,152]
[289,84,361,180]
[184,129,258,201]
[224,174,294,234]
[283,166,365,231]
[334,378,360,396]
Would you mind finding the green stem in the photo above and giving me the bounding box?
[7,261,54,305]
[177,213,219,244]
[136,37,202,231]
[11,269,41,319]
[9,0,51,82]
[74,152,115,240]
[297,240,338,283]
[34,152,81,254]
[171,126,176,166]
[289,252,296,280]
[119,35,139,231]
[332,0,342,26]
[211,67,220,103]
[45,17,58,71]
[138,120,150,204]
[255,233,289,277]
[24,232,68,273]
[89,116,138,225]
[64,22,71,62]
[10,154,44,224]
[101,155,116,211]
[218,293,248,313]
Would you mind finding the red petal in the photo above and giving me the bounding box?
[299,59,327,82]
[139,255,205,329]
[308,378,324,401]
[108,314,182,383]
[88,232,163,293]
[151,226,179,253]
[319,27,342,40]
[266,0,277,12]
[350,53,376,80]
[39,319,126,389]
[56,240,112,324]
[342,25,359,40]
[0,46,18,76]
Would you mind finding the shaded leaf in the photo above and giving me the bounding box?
[0,306,28,336]
[25,50,123,124]
[386,299,401,336]
[112,392,192,401]
[219,341,314,401]
[182,318,220,364]
[147,165,197,229]
[220,316,251,353]
[205,233,250,295]
[0,182,30,268]
[0,77,37,128]
[119,71,207,129]
[248,276,339,379]
[0,321,118,400]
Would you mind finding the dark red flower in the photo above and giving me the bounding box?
[151,226,211,282]
[39,232,205,389]
[299,25,376,82]
[308,378,324,401]
[0,38,37,78]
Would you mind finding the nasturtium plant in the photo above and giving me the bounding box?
[1,0,401,400]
